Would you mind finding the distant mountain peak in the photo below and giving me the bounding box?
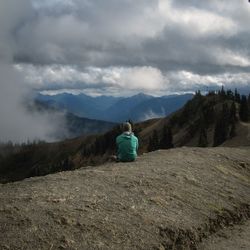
[133,92,153,98]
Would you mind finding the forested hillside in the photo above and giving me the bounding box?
[1,88,250,183]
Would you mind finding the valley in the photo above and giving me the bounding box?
[36,93,193,122]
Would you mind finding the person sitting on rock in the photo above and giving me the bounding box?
[115,122,139,162]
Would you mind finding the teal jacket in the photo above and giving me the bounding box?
[116,132,139,162]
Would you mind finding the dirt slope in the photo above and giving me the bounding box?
[0,147,250,250]
[222,122,250,147]
[200,220,250,250]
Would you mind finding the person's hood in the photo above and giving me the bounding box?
[121,132,134,139]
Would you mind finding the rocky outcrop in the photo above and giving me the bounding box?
[0,147,250,250]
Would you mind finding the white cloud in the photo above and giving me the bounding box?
[16,64,165,91]
[0,63,66,143]
[214,49,250,67]
[140,108,166,121]
[112,66,165,90]
[16,64,250,96]
[167,70,250,91]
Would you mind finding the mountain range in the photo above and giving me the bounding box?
[1,90,250,183]
[36,93,193,122]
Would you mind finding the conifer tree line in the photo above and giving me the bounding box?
[81,124,123,157]
[211,87,249,146]
[213,102,237,146]
[192,88,249,147]
[81,120,141,157]
[216,87,250,122]
[200,87,249,146]
[147,125,174,152]
[147,87,250,151]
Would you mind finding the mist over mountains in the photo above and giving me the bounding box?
[36,93,193,123]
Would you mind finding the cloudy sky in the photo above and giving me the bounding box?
[1,0,250,97]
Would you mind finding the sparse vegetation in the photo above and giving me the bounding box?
[159,125,174,149]
[147,130,160,152]
[239,95,249,122]
[0,88,250,183]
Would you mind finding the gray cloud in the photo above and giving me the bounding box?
[0,0,32,62]
[0,0,248,74]
[9,0,250,94]
[10,0,250,72]
[7,0,250,94]
[0,1,67,143]
[2,0,250,78]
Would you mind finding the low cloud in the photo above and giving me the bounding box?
[140,108,166,121]
[17,64,250,96]
[0,63,66,143]
[0,0,70,143]
[16,64,165,93]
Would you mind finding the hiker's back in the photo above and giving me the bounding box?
[116,132,138,161]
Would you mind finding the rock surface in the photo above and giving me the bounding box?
[200,220,250,250]
[0,147,250,250]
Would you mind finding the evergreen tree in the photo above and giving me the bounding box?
[228,102,237,138]
[222,103,230,134]
[147,130,159,152]
[248,94,250,119]
[195,90,202,96]
[234,89,241,103]
[207,90,215,96]
[229,122,236,138]
[213,103,230,146]
[229,102,237,123]
[198,127,208,147]
[147,137,154,152]
[218,85,226,98]
[226,90,234,100]
[94,137,105,155]
[198,113,208,147]
[213,118,226,146]
[159,125,174,149]
[239,95,249,122]
[202,105,215,124]
[152,130,159,150]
